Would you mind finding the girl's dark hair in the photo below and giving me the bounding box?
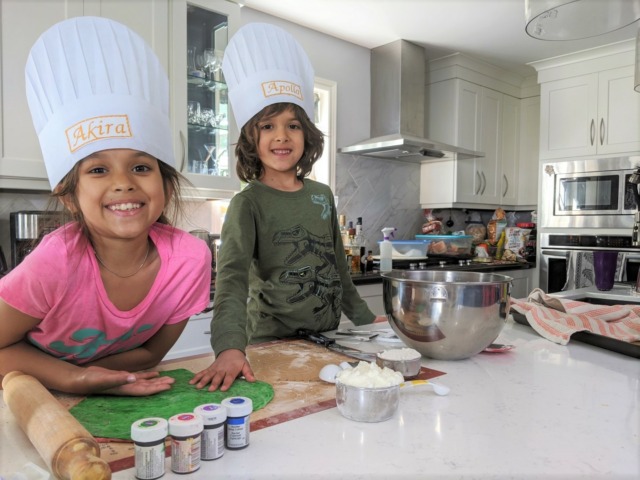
[235,103,324,182]
[49,156,188,238]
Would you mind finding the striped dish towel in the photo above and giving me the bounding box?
[511,288,640,345]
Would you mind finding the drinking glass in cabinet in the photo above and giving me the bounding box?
[203,144,218,175]
[187,101,200,124]
[200,108,214,127]
[186,5,230,177]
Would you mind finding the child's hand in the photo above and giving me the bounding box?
[76,367,175,396]
[373,315,388,323]
[190,349,255,392]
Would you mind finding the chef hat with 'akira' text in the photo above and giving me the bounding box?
[25,16,175,189]
[222,22,315,130]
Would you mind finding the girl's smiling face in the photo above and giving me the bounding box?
[72,149,167,241]
[256,107,305,181]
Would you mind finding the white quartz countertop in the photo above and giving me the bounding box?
[1,320,638,479]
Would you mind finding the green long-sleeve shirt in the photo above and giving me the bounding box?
[211,179,375,354]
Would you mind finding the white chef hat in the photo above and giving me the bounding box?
[25,16,175,189]
[222,22,315,130]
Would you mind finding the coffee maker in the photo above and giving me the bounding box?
[9,211,64,268]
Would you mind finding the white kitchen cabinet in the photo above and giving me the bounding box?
[356,283,384,315]
[505,267,537,300]
[517,96,540,207]
[539,66,640,159]
[500,94,520,205]
[0,0,169,190]
[423,78,521,208]
[170,0,241,199]
[164,311,214,360]
[340,282,384,324]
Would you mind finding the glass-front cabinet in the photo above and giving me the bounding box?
[171,0,240,199]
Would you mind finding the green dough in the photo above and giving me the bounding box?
[69,369,274,440]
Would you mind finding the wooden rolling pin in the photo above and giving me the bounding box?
[2,371,111,480]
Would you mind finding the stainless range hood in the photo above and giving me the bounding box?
[339,40,482,161]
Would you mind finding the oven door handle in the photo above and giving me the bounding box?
[623,254,640,263]
[541,250,569,258]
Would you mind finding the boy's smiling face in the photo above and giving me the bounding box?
[256,106,305,182]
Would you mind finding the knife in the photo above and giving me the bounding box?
[297,329,377,362]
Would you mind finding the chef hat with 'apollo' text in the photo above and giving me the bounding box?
[25,16,175,189]
[222,22,315,130]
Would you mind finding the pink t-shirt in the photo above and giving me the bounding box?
[0,222,211,364]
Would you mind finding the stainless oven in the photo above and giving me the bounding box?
[540,156,640,230]
[539,233,640,293]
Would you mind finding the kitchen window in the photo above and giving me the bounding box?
[311,78,337,190]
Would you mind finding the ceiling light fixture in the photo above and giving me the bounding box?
[525,0,640,41]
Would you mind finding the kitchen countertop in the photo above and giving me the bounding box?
[1,319,638,479]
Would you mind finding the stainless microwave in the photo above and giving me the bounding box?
[540,157,640,230]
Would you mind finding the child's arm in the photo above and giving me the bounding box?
[86,319,189,371]
[0,300,176,395]
[190,348,256,392]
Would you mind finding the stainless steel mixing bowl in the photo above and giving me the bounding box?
[382,270,512,360]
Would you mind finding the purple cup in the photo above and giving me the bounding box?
[593,251,618,291]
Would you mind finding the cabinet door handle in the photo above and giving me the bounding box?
[503,174,508,197]
[480,171,486,195]
[475,170,482,195]
[599,118,605,146]
[590,119,595,146]
[179,130,186,172]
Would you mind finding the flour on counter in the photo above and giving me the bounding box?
[336,361,403,388]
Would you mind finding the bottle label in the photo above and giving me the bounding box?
[226,416,250,449]
[135,442,165,480]
[171,435,201,473]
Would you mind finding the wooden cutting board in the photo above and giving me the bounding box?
[38,339,447,472]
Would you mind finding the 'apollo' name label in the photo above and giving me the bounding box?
[66,115,132,152]
[262,81,303,101]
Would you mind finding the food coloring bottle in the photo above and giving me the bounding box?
[194,403,227,460]
[221,397,253,449]
[168,413,203,474]
[131,417,168,480]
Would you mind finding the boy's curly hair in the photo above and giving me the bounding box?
[235,103,324,182]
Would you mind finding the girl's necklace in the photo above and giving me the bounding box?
[94,241,151,279]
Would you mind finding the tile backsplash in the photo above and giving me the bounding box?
[0,158,528,268]
[334,153,424,253]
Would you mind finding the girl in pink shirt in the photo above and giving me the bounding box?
[0,17,211,396]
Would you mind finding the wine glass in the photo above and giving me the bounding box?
[203,144,218,175]
[203,49,216,81]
